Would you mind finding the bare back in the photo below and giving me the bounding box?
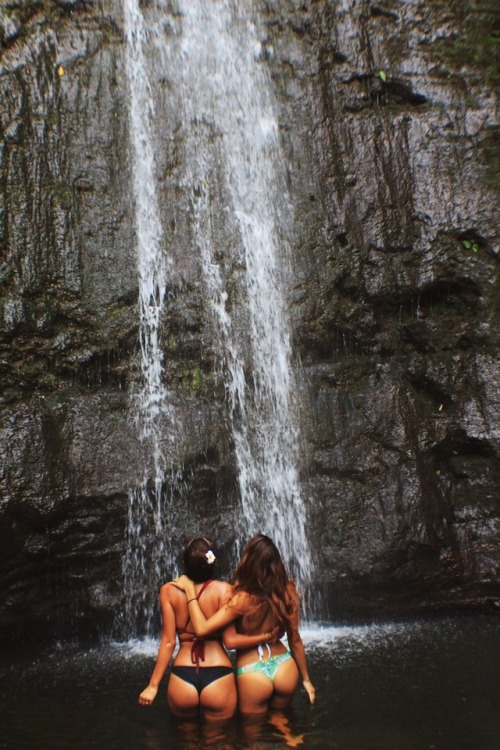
[165,579,232,668]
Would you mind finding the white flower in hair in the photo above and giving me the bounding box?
[205,550,216,565]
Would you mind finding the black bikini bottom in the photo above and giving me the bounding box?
[171,666,234,694]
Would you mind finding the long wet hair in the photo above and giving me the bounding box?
[183,537,217,583]
[232,534,299,634]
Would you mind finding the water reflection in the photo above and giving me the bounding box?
[159,711,307,748]
[0,617,499,749]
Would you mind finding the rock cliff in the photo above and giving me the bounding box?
[0,0,498,641]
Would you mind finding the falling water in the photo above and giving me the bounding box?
[172,1,314,597]
[119,0,315,633]
[121,0,172,635]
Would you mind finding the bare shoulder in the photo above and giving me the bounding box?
[160,581,180,603]
[212,579,231,592]
[211,580,232,600]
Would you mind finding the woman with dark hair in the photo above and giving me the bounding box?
[138,537,272,721]
[172,534,315,715]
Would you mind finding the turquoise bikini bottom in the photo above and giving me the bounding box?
[236,650,293,682]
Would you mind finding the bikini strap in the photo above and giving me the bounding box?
[176,579,214,639]
[196,579,213,600]
[257,642,272,661]
[190,580,213,673]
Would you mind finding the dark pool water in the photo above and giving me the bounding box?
[0,616,499,750]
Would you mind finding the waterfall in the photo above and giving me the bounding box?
[173,0,313,596]
[120,0,314,636]
[121,0,172,635]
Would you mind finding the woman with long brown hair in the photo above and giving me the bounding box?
[138,537,272,721]
[172,534,315,714]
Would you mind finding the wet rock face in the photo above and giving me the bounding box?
[263,0,499,616]
[0,1,136,640]
[0,0,498,641]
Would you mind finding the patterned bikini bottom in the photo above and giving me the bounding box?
[236,649,293,682]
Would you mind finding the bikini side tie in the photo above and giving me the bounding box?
[257,642,272,661]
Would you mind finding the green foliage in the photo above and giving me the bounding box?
[192,367,202,392]
[183,366,203,394]
[461,239,479,253]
